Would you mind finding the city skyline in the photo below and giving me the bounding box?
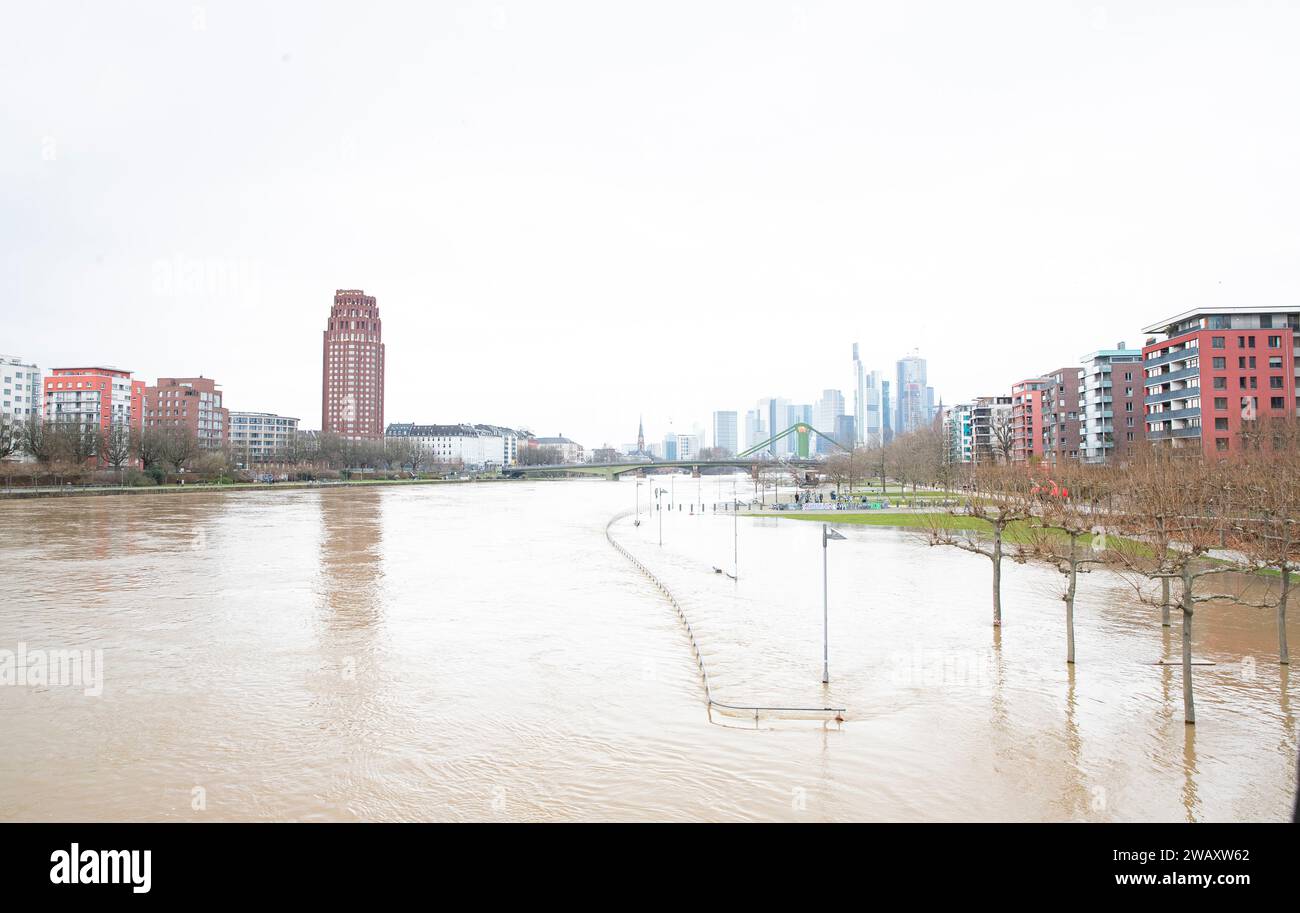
[7,3,1299,449]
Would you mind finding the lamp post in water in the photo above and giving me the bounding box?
[822,523,846,684]
[655,487,667,546]
[732,480,739,580]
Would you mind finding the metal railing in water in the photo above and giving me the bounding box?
[605,510,846,727]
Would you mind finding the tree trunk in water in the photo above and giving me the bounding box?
[1181,569,1195,725]
[1279,567,1290,665]
[1065,564,1077,664]
[991,529,1002,627]
[1160,576,1171,627]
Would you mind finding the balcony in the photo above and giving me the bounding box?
[1147,426,1202,440]
[1147,406,1202,422]
[1143,348,1198,370]
[1147,364,1200,384]
[1144,386,1200,405]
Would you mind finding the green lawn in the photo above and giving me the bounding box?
[755,511,1192,560]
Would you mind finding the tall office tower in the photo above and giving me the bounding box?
[712,410,738,455]
[833,414,856,451]
[744,409,766,450]
[852,343,866,446]
[881,381,892,443]
[864,370,883,446]
[813,389,845,455]
[322,289,385,440]
[757,397,792,455]
[895,354,929,436]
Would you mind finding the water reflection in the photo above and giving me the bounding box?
[318,489,385,632]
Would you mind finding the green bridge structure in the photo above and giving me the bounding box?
[503,422,850,479]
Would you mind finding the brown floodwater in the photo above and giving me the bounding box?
[0,479,1295,821]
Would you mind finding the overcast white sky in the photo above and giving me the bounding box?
[4,1,1299,449]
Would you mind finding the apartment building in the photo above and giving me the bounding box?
[42,367,146,464]
[1,355,41,429]
[1142,307,1299,456]
[229,411,300,464]
[1079,345,1143,464]
[386,423,521,468]
[143,376,229,449]
[1040,366,1083,463]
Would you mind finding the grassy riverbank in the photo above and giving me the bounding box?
[752,510,1050,541]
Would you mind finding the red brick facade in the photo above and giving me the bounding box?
[322,289,385,440]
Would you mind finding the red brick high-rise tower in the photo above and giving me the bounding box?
[322,289,385,440]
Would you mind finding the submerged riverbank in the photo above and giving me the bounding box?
[0,476,529,501]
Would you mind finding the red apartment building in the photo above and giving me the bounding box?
[1142,306,1300,456]
[322,289,385,440]
[143,376,229,449]
[1009,378,1049,463]
[42,367,146,464]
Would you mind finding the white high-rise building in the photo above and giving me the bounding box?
[852,343,866,446]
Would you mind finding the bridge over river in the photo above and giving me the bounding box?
[502,458,824,480]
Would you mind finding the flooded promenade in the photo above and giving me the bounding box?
[0,480,1295,821]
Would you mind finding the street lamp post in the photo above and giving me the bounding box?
[732,479,739,579]
[822,523,846,684]
[655,487,666,546]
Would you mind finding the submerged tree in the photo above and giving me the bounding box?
[1020,465,1110,663]
[922,464,1033,626]
[1106,450,1247,725]
[1231,424,1300,665]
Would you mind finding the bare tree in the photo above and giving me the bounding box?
[988,410,1014,465]
[1230,425,1300,664]
[0,414,16,462]
[921,464,1033,626]
[1105,451,1248,725]
[103,423,132,477]
[134,427,167,472]
[158,427,200,472]
[1020,465,1110,663]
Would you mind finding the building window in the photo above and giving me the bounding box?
[1212,337,1226,349]
[1216,438,1229,451]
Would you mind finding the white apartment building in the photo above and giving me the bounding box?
[1,355,40,424]
[230,412,301,464]
[1,355,40,460]
[386,423,520,469]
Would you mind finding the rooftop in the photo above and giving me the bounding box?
[1141,305,1300,335]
